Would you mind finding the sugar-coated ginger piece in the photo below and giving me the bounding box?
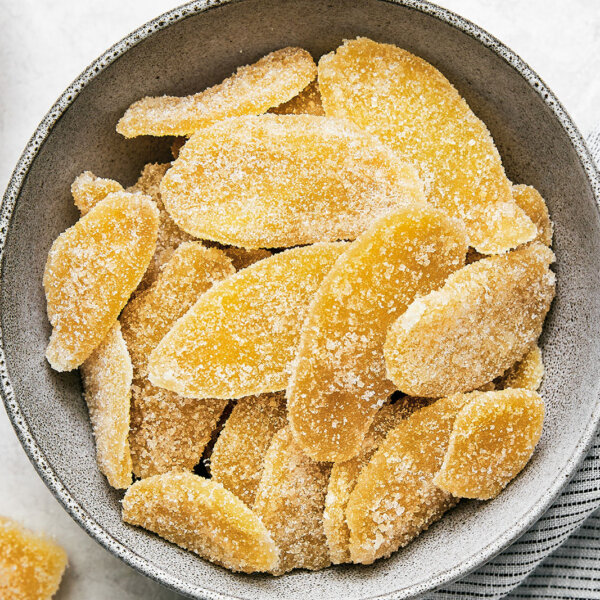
[71,171,123,215]
[498,345,544,391]
[512,184,553,246]
[324,398,431,564]
[211,392,286,507]
[384,243,555,397]
[288,206,468,462]
[160,114,425,248]
[129,163,194,291]
[433,390,545,500]
[117,47,317,137]
[318,37,536,254]
[120,242,234,379]
[148,243,348,399]
[269,80,324,115]
[122,471,278,573]
[81,322,133,489]
[0,517,68,600]
[44,192,159,371]
[129,380,228,479]
[346,394,469,564]
[253,427,331,574]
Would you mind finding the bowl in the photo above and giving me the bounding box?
[2,1,600,599]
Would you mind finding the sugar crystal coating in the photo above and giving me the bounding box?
[512,184,553,246]
[160,114,425,248]
[346,394,468,564]
[324,398,431,563]
[0,517,67,600]
[384,243,555,397]
[253,427,331,574]
[211,392,286,507]
[498,345,544,391]
[288,206,468,462]
[122,471,278,573]
[433,390,545,500]
[269,80,324,115]
[81,322,133,489]
[44,192,159,371]
[318,37,537,254]
[148,243,348,399]
[71,171,123,215]
[117,47,317,137]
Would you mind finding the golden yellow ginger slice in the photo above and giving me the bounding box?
[81,322,133,489]
[512,184,553,246]
[117,47,317,137]
[71,171,123,215]
[211,392,286,506]
[324,398,431,564]
[160,114,424,248]
[433,390,545,500]
[346,394,469,564]
[318,37,536,254]
[288,206,468,462]
[269,80,324,115]
[498,345,544,391]
[0,517,68,600]
[253,427,331,574]
[122,471,278,573]
[44,192,159,371]
[384,243,555,397]
[148,243,347,399]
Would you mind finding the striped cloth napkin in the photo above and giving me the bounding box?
[428,129,600,600]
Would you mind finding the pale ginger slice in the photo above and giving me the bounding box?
[71,171,123,215]
[148,243,348,399]
[211,392,287,506]
[346,394,469,564]
[498,345,544,391]
[288,206,468,462]
[384,243,555,397]
[81,322,133,489]
[269,80,324,115]
[122,472,278,573]
[512,184,553,246]
[0,517,67,600]
[117,47,317,137]
[44,192,158,371]
[159,114,425,248]
[433,389,545,500]
[324,398,431,564]
[318,37,537,254]
[253,427,331,574]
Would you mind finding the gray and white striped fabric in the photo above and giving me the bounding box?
[428,130,600,600]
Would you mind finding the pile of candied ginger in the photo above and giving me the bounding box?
[42,38,555,575]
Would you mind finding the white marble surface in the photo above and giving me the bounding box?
[1,1,600,598]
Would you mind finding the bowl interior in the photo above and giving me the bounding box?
[2,1,600,599]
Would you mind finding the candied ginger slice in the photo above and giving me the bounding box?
[288,206,468,462]
[211,392,286,506]
[498,345,544,391]
[148,243,348,399]
[253,427,331,574]
[269,80,324,115]
[512,184,553,246]
[318,37,536,254]
[117,47,317,137]
[81,322,133,489]
[0,517,67,600]
[71,171,123,216]
[384,243,555,397]
[44,192,159,371]
[122,472,278,573]
[324,398,431,564]
[346,394,468,564]
[160,114,425,248]
[433,390,545,500]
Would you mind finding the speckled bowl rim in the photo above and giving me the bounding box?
[1,1,599,599]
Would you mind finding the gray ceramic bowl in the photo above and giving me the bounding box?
[2,1,600,599]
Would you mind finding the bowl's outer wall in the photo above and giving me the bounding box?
[2,1,600,599]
